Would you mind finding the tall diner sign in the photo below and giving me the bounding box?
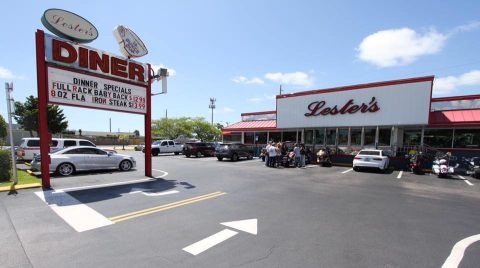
[36,9,153,188]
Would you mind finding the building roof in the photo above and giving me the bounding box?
[429,109,480,126]
[222,120,278,133]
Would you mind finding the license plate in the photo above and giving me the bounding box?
[364,158,370,162]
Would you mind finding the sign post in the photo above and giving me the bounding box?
[5,82,17,184]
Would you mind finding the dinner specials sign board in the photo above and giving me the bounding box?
[48,67,147,114]
[44,33,148,114]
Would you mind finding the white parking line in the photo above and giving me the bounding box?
[35,191,113,232]
[341,168,353,174]
[458,175,474,186]
[53,177,157,193]
[442,234,480,268]
[396,171,403,179]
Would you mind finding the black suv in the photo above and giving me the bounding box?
[215,143,254,161]
[183,142,216,157]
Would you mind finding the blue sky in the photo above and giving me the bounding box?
[1,0,480,134]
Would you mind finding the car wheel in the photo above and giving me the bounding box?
[353,166,359,172]
[217,157,223,161]
[119,160,132,171]
[247,154,253,160]
[174,152,179,155]
[152,150,159,156]
[196,152,202,158]
[186,154,191,158]
[231,153,239,161]
[57,163,75,176]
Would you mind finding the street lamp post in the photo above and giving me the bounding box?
[209,98,216,125]
[5,82,17,184]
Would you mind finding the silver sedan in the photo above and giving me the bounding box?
[31,146,136,176]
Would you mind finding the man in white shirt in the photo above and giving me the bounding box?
[268,143,277,167]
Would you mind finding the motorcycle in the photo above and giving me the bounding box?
[453,156,478,176]
[317,148,332,167]
[409,153,426,175]
[432,153,455,178]
[282,151,296,168]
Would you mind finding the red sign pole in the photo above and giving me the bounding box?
[35,30,51,188]
[145,64,152,177]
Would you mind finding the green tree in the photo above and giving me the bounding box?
[0,115,7,146]
[151,117,220,141]
[14,95,68,136]
[133,129,140,137]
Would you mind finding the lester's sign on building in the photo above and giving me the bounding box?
[276,76,434,128]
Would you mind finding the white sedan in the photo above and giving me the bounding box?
[31,146,136,176]
[353,149,390,172]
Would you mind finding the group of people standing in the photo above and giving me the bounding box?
[263,142,307,168]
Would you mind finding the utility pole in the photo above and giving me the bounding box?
[109,118,111,133]
[279,84,283,95]
[165,109,168,120]
[209,98,216,125]
[5,82,17,184]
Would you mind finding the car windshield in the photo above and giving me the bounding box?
[358,150,381,156]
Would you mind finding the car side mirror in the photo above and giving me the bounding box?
[107,152,113,156]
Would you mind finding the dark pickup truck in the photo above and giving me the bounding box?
[215,143,254,161]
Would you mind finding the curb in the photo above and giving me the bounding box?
[0,183,42,192]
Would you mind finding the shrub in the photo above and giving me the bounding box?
[0,150,12,182]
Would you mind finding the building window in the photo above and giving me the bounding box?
[314,129,325,145]
[326,128,336,145]
[378,128,391,146]
[256,132,267,144]
[269,132,281,143]
[304,129,313,144]
[282,131,297,142]
[424,129,453,148]
[351,128,362,146]
[338,128,348,146]
[364,128,376,147]
[224,133,242,143]
[454,129,480,148]
[244,132,254,144]
[403,129,421,146]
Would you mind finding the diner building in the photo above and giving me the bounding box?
[222,76,480,157]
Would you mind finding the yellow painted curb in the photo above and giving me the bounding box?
[0,183,42,192]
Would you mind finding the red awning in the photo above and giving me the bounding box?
[222,120,278,133]
[429,109,480,126]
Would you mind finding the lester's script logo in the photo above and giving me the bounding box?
[305,97,380,117]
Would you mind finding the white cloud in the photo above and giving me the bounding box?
[248,97,262,102]
[357,28,447,67]
[232,76,264,85]
[434,70,480,96]
[449,21,480,35]
[0,66,26,80]
[151,64,176,77]
[264,71,314,88]
[223,107,235,113]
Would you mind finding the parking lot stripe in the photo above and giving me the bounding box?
[109,191,226,223]
[183,229,239,256]
[458,175,474,186]
[397,171,403,179]
[35,191,113,232]
[341,168,353,174]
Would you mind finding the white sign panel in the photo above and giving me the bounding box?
[277,79,432,128]
[113,25,148,58]
[47,67,147,114]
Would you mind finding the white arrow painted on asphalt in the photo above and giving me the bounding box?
[221,219,258,235]
[442,234,480,268]
[128,189,179,196]
[183,218,258,255]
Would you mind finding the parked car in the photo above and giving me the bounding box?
[30,146,135,176]
[16,138,97,161]
[353,149,390,172]
[215,143,254,161]
[134,144,145,151]
[143,140,183,156]
[183,142,216,158]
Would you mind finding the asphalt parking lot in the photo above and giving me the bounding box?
[1,151,479,268]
